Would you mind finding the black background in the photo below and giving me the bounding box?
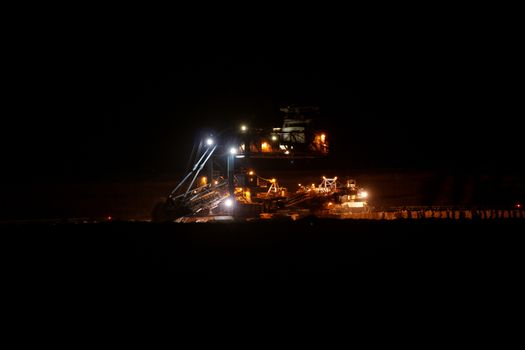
[3,8,523,183]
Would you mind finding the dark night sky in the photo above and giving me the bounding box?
[3,13,523,183]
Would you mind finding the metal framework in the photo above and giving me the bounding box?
[318,177,338,193]
[152,105,334,222]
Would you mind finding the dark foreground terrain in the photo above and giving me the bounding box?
[3,219,524,287]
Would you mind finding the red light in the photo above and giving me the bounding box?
[517,204,521,209]
[107,216,113,221]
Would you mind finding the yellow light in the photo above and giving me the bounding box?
[241,125,247,131]
[320,134,326,142]
[327,202,333,206]
[284,150,290,154]
[322,176,326,179]
[248,170,254,176]
[271,178,276,183]
[214,180,218,185]
[271,135,277,141]
[298,183,301,187]
[261,142,269,151]
[200,176,207,185]
[334,176,337,180]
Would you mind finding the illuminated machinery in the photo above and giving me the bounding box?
[283,177,370,215]
[151,106,331,222]
[151,136,249,222]
[240,171,288,212]
[150,137,284,222]
[238,105,329,159]
[325,178,370,213]
[241,174,370,216]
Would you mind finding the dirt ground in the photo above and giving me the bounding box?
[2,219,524,283]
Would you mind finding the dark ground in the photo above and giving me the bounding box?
[4,219,522,342]
[3,219,524,286]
